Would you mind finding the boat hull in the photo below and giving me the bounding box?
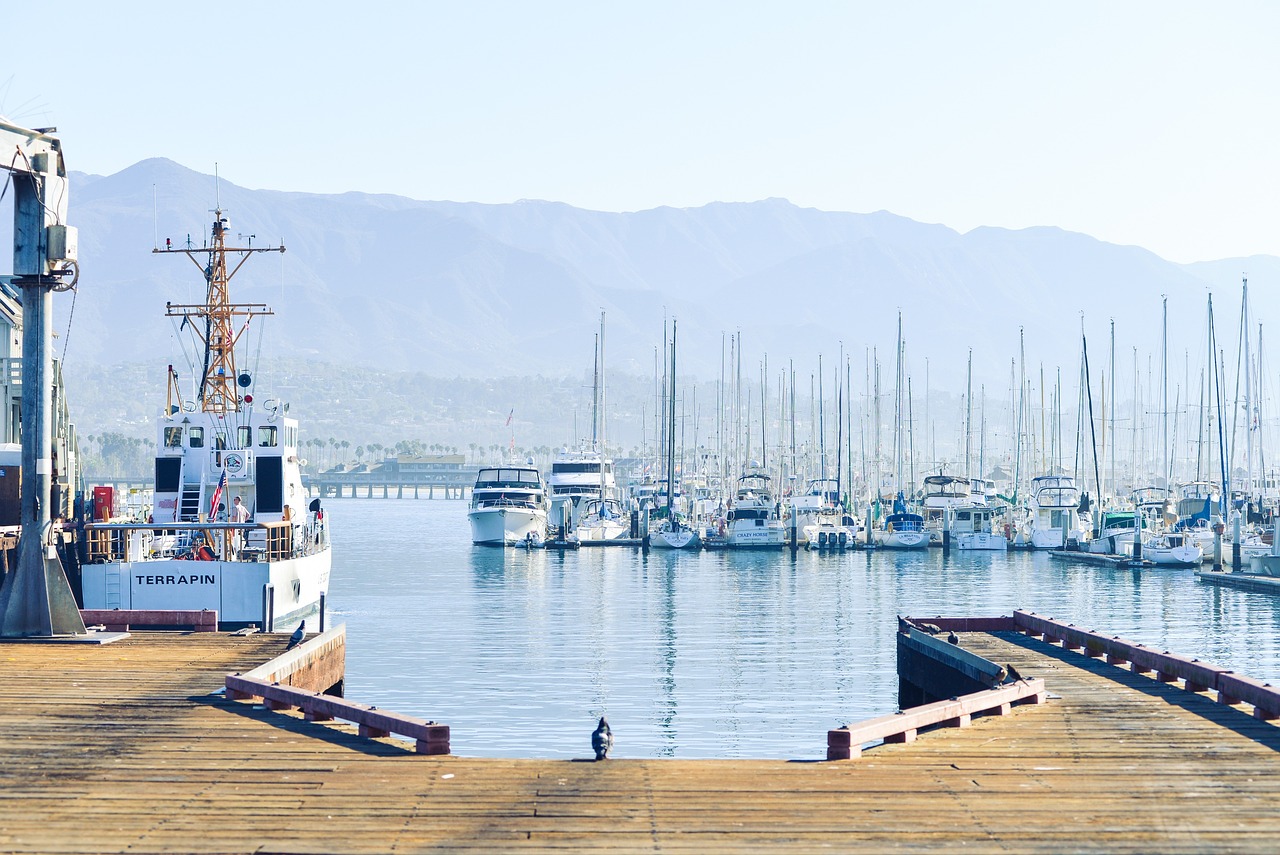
[875,530,929,549]
[651,525,700,549]
[726,522,786,548]
[955,532,1008,551]
[81,549,332,628]
[576,519,630,542]
[1145,544,1203,566]
[803,525,854,550]
[468,507,546,546]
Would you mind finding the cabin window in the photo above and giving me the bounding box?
[956,511,971,520]
[164,427,182,448]
[189,427,204,448]
[259,426,278,447]
[214,431,228,450]
[238,426,252,448]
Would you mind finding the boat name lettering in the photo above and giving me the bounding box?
[135,574,216,585]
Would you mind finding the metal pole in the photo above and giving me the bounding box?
[0,126,84,637]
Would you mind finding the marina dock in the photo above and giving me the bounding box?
[1047,548,1152,568]
[3,611,1280,852]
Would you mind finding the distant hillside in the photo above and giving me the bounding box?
[19,157,1267,402]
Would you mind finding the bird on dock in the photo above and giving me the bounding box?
[920,623,943,635]
[1006,663,1026,683]
[286,621,306,650]
[947,631,959,645]
[592,716,613,760]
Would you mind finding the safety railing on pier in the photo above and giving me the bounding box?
[898,610,1280,722]
[224,624,451,754]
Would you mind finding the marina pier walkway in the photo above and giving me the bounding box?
[2,625,1280,853]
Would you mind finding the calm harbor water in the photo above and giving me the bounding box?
[323,497,1280,759]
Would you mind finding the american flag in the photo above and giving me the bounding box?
[209,468,227,519]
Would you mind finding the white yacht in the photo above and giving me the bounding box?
[921,474,971,544]
[789,479,856,549]
[546,446,616,531]
[468,464,548,546]
[949,504,1007,551]
[81,209,331,628]
[725,473,786,548]
[1027,475,1084,549]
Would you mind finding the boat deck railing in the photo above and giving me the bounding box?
[83,520,320,563]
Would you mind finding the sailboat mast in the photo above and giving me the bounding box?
[965,349,973,479]
[1243,278,1254,499]
[818,354,826,480]
[666,320,677,516]
[591,333,600,448]
[599,312,606,496]
[1162,295,1170,491]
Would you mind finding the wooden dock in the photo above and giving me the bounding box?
[3,619,1280,852]
[1197,568,1280,594]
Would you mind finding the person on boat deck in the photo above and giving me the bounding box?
[231,496,250,524]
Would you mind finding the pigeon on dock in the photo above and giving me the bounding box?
[286,621,306,650]
[592,717,613,760]
[920,623,943,635]
[947,631,959,645]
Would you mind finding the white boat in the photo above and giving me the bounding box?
[1027,475,1084,549]
[546,446,616,531]
[468,464,548,546]
[81,208,331,628]
[875,512,930,549]
[725,474,786,548]
[575,497,631,542]
[1143,531,1203,566]
[651,516,700,549]
[921,474,971,543]
[950,504,1008,551]
[803,511,857,550]
[1088,510,1139,555]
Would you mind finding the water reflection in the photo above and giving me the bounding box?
[327,498,1280,759]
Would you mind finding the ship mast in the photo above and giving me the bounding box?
[161,209,280,414]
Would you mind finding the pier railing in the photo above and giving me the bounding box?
[902,611,1280,722]
[224,623,451,754]
[828,678,1046,760]
[80,608,217,632]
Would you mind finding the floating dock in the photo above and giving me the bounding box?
[1197,568,1280,594]
[1047,548,1152,568]
[3,611,1280,852]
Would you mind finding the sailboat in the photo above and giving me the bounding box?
[651,320,699,549]
[573,312,629,542]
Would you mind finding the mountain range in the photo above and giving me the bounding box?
[7,158,1278,396]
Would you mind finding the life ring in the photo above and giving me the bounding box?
[195,545,216,561]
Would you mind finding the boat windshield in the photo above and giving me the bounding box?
[475,468,542,489]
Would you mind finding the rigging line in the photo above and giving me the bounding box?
[58,281,77,368]
[168,316,199,382]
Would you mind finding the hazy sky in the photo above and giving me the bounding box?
[4,2,1277,263]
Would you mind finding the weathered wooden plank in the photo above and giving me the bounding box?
[3,628,1280,854]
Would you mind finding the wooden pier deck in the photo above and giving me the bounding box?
[2,626,1280,853]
